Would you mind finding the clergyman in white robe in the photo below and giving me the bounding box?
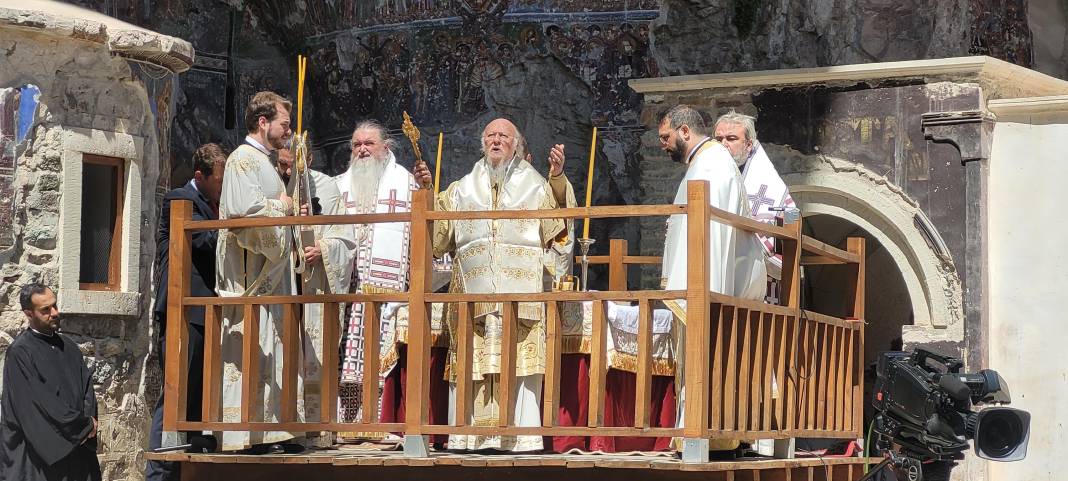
[215,140,302,451]
[298,170,357,427]
[434,153,574,452]
[661,139,767,450]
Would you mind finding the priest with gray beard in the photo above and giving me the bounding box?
[332,121,451,442]
[414,118,576,452]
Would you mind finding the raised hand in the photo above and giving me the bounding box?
[414,160,433,189]
[549,143,565,177]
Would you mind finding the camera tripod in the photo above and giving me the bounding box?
[858,451,956,481]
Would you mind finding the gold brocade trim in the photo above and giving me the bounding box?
[561,335,586,354]
[608,352,676,377]
[359,285,400,295]
[379,332,449,376]
[338,432,388,440]
[663,299,686,324]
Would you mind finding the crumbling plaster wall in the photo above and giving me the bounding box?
[0,26,163,481]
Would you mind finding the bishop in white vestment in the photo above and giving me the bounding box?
[419,118,575,452]
[657,105,767,451]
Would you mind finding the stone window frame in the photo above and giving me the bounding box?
[57,127,144,317]
[78,154,125,291]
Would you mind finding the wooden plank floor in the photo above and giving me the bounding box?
[149,444,875,481]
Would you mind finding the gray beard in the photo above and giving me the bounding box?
[731,148,749,168]
[348,152,389,212]
[486,155,514,188]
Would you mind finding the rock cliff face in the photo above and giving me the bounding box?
[20,1,1057,479]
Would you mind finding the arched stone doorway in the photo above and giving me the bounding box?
[778,154,966,355]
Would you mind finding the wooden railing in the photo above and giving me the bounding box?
[161,180,865,461]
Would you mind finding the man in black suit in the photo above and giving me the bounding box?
[146,144,227,481]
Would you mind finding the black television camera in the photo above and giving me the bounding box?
[864,348,1030,481]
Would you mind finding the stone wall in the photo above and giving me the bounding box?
[0,24,172,481]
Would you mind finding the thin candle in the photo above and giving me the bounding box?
[434,132,443,195]
[582,126,598,239]
[296,55,305,134]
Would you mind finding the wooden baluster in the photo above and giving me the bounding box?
[361,301,381,424]
[775,314,788,431]
[779,220,803,309]
[752,311,768,432]
[846,237,866,435]
[785,315,799,432]
[322,302,340,424]
[403,188,433,455]
[202,305,223,422]
[543,301,562,427]
[738,309,754,432]
[836,326,848,433]
[455,302,474,427]
[499,301,518,427]
[807,321,820,430]
[796,318,810,431]
[163,201,192,434]
[817,324,831,431]
[634,299,653,428]
[241,304,261,424]
[724,307,743,431]
[710,304,727,431]
[281,303,300,422]
[825,325,839,432]
[608,238,628,291]
[588,300,608,428]
[682,180,712,461]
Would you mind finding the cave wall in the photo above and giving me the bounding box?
[63,1,1049,277]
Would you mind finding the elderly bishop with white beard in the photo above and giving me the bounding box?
[333,121,452,439]
[414,118,577,452]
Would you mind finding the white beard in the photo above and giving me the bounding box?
[348,152,389,212]
[486,155,516,188]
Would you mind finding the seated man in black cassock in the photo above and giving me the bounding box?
[147,143,226,480]
[1,283,101,481]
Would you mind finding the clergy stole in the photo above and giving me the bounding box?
[741,144,795,281]
[216,144,301,451]
[334,158,415,431]
[335,159,415,385]
[450,157,547,379]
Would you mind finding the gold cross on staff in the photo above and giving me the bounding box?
[402,111,431,189]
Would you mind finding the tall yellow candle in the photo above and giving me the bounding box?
[583,126,598,239]
[296,55,305,134]
[434,132,444,194]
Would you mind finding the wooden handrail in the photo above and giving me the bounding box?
[160,179,867,457]
[801,236,862,264]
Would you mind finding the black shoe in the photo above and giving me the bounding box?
[278,443,306,454]
[186,435,217,453]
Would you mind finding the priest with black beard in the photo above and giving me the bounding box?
[1,284,100,481]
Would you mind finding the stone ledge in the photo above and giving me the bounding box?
[58,289,141,317]
[0,0,193,73]
[988,95,1068,118]
[629,56,1068,101]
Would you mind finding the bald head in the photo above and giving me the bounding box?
[482,118,519,166]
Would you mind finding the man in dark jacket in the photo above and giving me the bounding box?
[146,144,226,481]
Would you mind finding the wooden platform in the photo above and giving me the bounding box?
[147,446,875,481]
